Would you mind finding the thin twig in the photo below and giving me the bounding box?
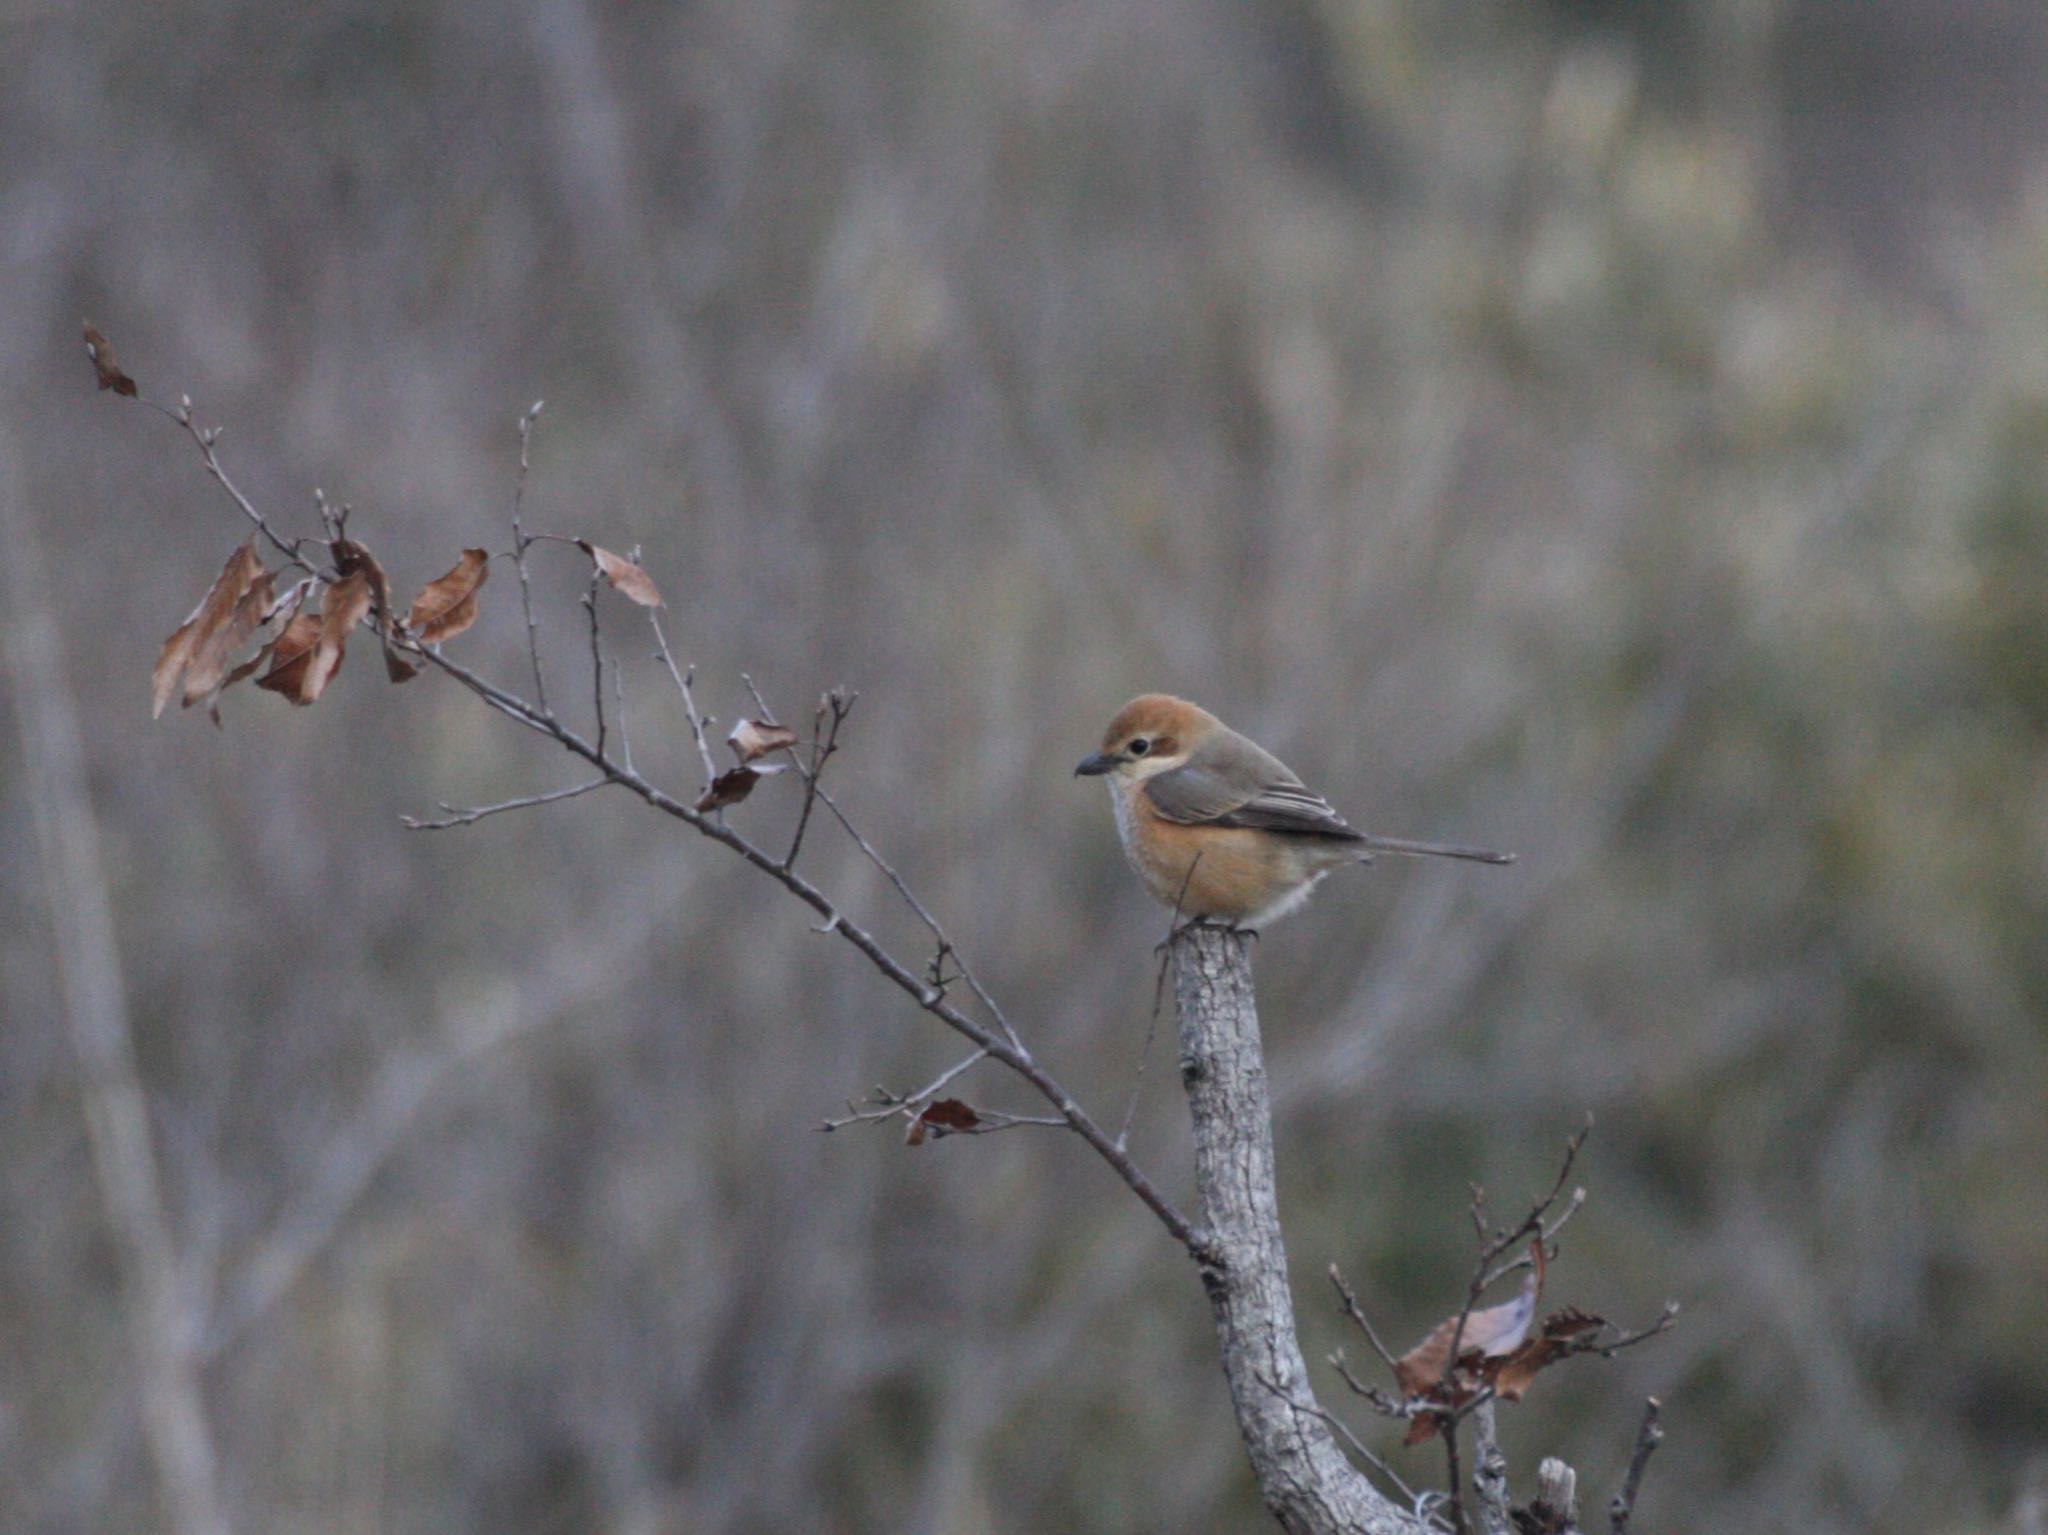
[649,610,719,790]
[1443,1405,1467,1535]
[583,573,607,759]
[510,400,550,715]
[1328,1348,1411,1419]
[1252,1369,1435,1521]
[158,393,316,574]
[820,1047,991,1131]
[1329,1263,1404,1373]
[1446,1120,1592,1398]
[1607,1398,1662,1535]
[933,1110,1071,1136]
[741,675,1027,1056]
[400,778,613,830]
[611,646,634,774]
[1481,1187,1587,1290]
[1113,998,1161,1154]
[781,690,846,871]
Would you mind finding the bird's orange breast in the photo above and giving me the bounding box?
[1108,779,1343,921]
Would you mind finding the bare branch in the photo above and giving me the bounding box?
[781,689,847,871]
[820,1048,991,1131]
[582,572,608,758]
[1329,1348,1413,1421]
[163,396,316,575]
[648,609,719,790]
[407,642,1207,1259]
[400,778,613,830]
[509,400,550,714]
[739,675,1027,1056]
[1607,1398,1662,1535]
[1330,1263,1405,1374]
[1445,1120,1593,1409]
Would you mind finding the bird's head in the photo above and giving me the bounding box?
[1074,693,1217,782]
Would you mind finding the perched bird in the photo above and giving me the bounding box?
[1076,694,1512,929]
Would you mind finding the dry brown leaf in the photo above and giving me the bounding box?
[254,610,323,700]
[185,569,277,718]
[905,1099,982,1146]
[406,548,490,643]
[1394,1244,1546,1402]
[83,320,137,397]
[728,718,799,763]
[1487,1307,1607,1401]
[220,580,313,702]
[330,536,423,683]
[578,541,662,607]
[331,538,391,620]
[256,572,371,705]
[153,541,268,718]
[694,766,761,812]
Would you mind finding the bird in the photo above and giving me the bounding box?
[1075,693,1512,930]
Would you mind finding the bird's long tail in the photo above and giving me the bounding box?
[1357,834,1515,865]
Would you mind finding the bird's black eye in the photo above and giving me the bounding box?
[1128,738,1150,756]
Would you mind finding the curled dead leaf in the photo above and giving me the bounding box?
[694,766,761,812]
[256,571,372,705]
[153,541,269,718]
[728,718,799,763]
[219,580,313,703]
[83,321,137,397]
[905,1098,982,1146]
[1486,1306,1608,1402]
[331,539,388,610]
[252,610,323,701]
[577,541,662,607]
[1394,1249,1545,1403]
[406,548,490,644]
[330,537,424,684]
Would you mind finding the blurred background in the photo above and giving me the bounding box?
[5,0,2048,1530]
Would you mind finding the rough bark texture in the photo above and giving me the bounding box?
[1172,925,1425,1535]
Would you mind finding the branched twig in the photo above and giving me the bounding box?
[1330,1348,1409,1416]
[1446,1120,1592,1392]
[781,688,847,871]
[739,675,1027,1057]
[400,778,613,829]
[1330,1263,1405,1374]
[135,392,1206,1261]
[820,1048,991,1131]
[1607,1398,1662,1535]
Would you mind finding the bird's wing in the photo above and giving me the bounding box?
[1143,734,1362,841]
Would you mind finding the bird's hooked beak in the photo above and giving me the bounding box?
[1073,751,1118,777]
